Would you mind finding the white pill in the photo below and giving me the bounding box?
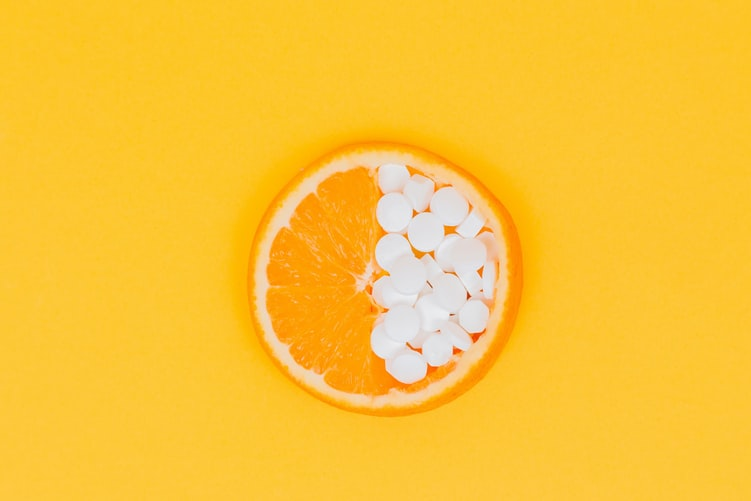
[435,234,461,272]
[420,254,443,284]
[371,276,417,308]
[371,276,389,307]
[370,322,405,359]
[456,207,486,238]
[482,261,497,300]
[430,187,469,226]
[408,330,434,349]
[451,237,487,273]
[375,233,412,272]
[386,349,428,384]
[415,294,450,331]
[378,163,410,193]
[421,333,454,367]
[390,255,427,295]
[458,299,490,334]
[458,269,483,296]
[376,193,413,233]
[432,273,468,313]
[469,294,491,304]
[440,321,473,351]
[384,304,420,342]
[407,212,444,252]
[477,231,499,260]
[403,174,435,212]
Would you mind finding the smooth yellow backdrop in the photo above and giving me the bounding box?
[2,1,750,499]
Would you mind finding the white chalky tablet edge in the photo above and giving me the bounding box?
[458,299,490,334]
[458,269,483,297]
[383,304,420,342]
[370,323,405,359]
[388,277,419,307]
[390,255,427,295]
[407,330,434,349]
[403,174,435,212]
[371,276,389,307]
[378,163,410,193]
[476,231,499,260]
[421,333,454,367]
[429,186,469,226]
[386,349,428,384]
[432,273,468,313]
[421,254,443,285]
[440,321,473,351]
[372,276,418,308]
[482,260,497,300]
[456,207,486,238]
[414,294,450,332]
[451,237,488,273]
[374,233,412,272]
[435,234,462,272]
[376,192,413,233]
[407,212,445,252]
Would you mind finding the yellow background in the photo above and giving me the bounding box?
[2,1,750,499]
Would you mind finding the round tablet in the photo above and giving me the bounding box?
[386,349,428,384]
[370,322,405,359]
[376,193,412,233]
[407,212,444,252]
[458,299,490,334]
[377,163,410,193]
[430,187,469,226]
[390,255,427,295]
[421,333,454,367]
[435,234,461,272]
[451,237,487,273]
[375,233,412,272]
[403,174,435,212]
[432,273,468,313]
[383,304,420,342]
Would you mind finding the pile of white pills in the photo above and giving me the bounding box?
[370,163,500,384]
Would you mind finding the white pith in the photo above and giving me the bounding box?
[251,146,512,411]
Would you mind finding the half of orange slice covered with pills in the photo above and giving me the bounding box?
[248,143,522,415]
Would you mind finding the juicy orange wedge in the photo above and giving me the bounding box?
[248,143,522,415]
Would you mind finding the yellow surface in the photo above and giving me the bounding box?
[1,1,750,499]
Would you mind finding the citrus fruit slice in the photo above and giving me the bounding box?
[248,142,522,415]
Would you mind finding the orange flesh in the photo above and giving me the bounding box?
[265,167,472,395]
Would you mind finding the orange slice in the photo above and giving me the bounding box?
[248,142,522,415]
